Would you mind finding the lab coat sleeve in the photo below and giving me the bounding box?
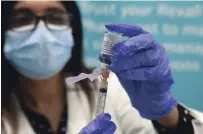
[1,117,13,134]
[108,73,203,134]
[108,73,158,134]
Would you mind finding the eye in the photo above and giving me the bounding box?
[45,13,70,26]
[9,10,35,30]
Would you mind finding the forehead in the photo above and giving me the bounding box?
[14,1,65,15]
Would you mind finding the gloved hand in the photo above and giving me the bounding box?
[106,24,177,120]
[78,113,116,134]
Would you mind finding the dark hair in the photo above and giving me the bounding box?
[1,1,95,133]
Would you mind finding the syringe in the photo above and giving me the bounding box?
[96,78,108,116]
[96,70,110,116]
[95,30,123,116]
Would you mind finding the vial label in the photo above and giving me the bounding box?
[101,33,123,56]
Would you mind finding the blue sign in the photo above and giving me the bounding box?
[77,1,203,111]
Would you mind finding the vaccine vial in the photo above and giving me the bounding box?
[99,30,123,71]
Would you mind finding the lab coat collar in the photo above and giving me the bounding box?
[12,89,71,134]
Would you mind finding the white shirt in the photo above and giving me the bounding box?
[2,73,203,134]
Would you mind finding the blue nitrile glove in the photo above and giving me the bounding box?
[106,24,178,120]
[78,113,116,134]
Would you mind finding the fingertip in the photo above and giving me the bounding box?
[105,23,147,37]
[109,121,117,132]
[105,24,116,31]
[105,24,111,28]
[105,23,116,27]
[97,113,111,120]
[102,121,117,134]
[103,113,111,120]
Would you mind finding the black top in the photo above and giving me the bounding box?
[21,103,68,134]
[152,104,195,134]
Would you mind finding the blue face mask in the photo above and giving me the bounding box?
[4,21,74,80]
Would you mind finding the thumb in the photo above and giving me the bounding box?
[105,23,147,37]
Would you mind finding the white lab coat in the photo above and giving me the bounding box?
[2,73,203,134]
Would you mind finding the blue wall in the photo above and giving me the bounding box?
[77,1,203,111]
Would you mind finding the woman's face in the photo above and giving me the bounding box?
[4,1,74,80]
[10,1,71,31]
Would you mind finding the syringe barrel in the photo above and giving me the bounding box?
[96,80,108,116]
[99,79,108,89]
[96,88,107,116]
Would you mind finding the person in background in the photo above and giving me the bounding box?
[2,1,115,134]
[1,1,203,134]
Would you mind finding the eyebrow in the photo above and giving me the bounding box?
[13,8,33,14]
[45,7,67,14]
[11,8,34,17]
[13,7,67,15]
